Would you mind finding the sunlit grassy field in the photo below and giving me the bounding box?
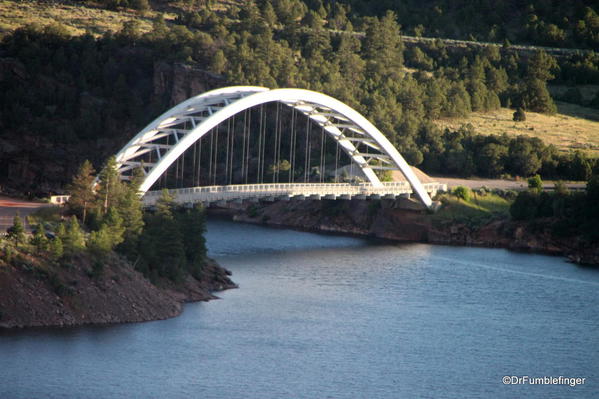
[434,105,599,156]
[0,0,245,37]
[0,0,172,37]
[431,192,512,227]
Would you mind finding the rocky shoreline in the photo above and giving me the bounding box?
[0,253,237,329]
[212,199,599,267]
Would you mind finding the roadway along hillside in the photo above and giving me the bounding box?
[0,196,49,233]
[432,177,586,191]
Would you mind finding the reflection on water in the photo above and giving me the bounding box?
[1,218,598,398]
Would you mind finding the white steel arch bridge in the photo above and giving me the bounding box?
[114,86,445,209]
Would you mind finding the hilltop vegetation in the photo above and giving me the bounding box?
[0,0,158,36]
[336,0,599,50]
[435,105,599,156]
[0,0,598,197]
[0,158,236,328]
[6,0,596,51]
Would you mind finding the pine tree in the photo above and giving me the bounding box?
[261,1,278,27]
[88,225,114,255]
[521,79,556,114]
[113,169,144,259]
[210,49,227,74]
[31,223,49,252]
[103,207,125,248]
[49,236,64,260]
[59,217,86,254]
[8,213,26,246]
[67,160,96,224]
[138,190,186,282]
[119,168,144,230]
[176,204,207,278]
[97,156,124,215]
[362,11,404,74]
[527,51,559,81]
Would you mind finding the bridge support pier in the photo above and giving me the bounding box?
[308,194,322,200]
[324,194,337,200]
[369,194,381,200]
[340,194,352,200]
[292,195,306,201]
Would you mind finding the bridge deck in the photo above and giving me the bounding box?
[143,182,447,206]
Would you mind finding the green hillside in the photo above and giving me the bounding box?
[0,0,598,196]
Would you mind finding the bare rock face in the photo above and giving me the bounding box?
[153,62,224,106]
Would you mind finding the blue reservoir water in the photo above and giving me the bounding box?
[1,218,598,398]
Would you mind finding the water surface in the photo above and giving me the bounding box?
[1,219,597,398]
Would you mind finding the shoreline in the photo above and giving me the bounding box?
[208,200,599,267]
[0,253,237,330]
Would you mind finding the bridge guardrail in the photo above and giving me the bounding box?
[143,182,447,205]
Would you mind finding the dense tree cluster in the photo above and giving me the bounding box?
[334,0,599,50]
[138,190,208,282]
[510,169,599,241]
[67,158,208,281]
[417,126,597,180]
[0,160,209,284]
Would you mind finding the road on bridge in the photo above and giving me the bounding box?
[0,177,588,232]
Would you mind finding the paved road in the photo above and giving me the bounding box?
[432,177,586,191]
[324,28,593,58]
[0,196,52,233]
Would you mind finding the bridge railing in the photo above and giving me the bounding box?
[143,182,447,205]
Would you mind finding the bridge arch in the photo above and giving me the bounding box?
[115,86,433,208]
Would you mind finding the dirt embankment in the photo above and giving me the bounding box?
[0,253,236,329]
[218,200,599,266]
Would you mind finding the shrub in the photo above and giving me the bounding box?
[453,186,472,201]
[513,107,526,121]
[528,174,543,191]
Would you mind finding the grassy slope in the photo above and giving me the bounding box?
[434,105,599,156]
[0,0,244,37]
[431,192,511,227]
[0,0,177,37]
